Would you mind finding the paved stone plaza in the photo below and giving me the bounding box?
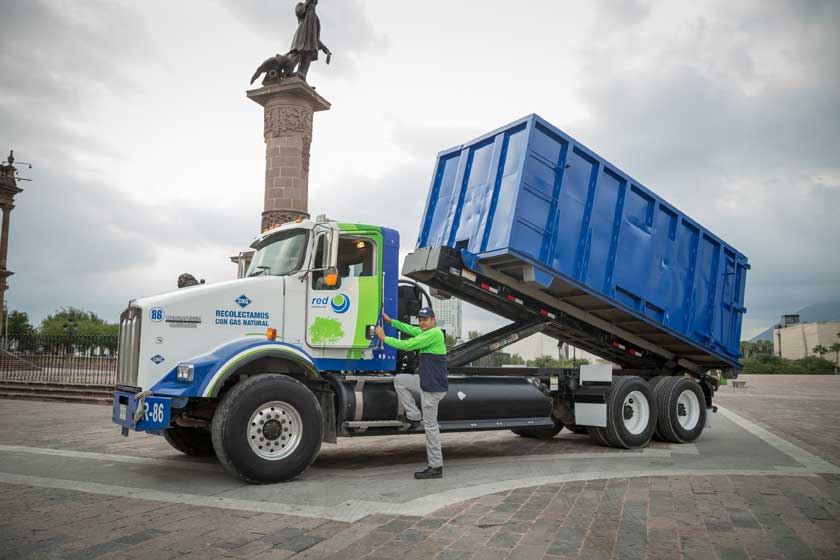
[1,374,839,559]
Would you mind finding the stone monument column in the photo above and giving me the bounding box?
[0,151,24,338]
[247,77,330,231]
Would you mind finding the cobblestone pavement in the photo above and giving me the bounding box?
[1,375,839,559]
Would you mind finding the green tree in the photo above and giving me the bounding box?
[467,330,482,341]
[445,333,458,348]
[562,358,591,368]
[527,355,561,368]
[740,340,773,359]
[509,353,526,365]
[39,307,119,354]
[3,309,35,336]
[39,307,108,337]
[829,342,840,375]
[812,344,829,359]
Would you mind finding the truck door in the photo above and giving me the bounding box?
[306,230,382,350]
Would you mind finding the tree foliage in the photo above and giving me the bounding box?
[739,354,835,374]
[509,353,526,365]
[525,354,591,368]
[3,310,35,336]
[39,307,116,338]
[740,340,773,359]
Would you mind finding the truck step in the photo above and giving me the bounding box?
[345,420,410,429]
[343,417,557,434]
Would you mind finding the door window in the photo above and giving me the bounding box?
[312,236,375,290]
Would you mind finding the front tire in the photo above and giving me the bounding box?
[211,374,323,484]
[163,425,214,457]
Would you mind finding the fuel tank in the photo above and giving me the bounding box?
[328,374,551,425]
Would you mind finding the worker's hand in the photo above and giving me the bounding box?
[381,312,392,324]
[374,326,386,341]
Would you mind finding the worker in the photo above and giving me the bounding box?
[375,307,448,479]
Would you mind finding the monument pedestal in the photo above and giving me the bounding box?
[247,77,331,230]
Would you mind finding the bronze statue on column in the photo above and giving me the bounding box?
[250,0,332,86]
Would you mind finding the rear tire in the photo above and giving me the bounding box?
[654,377,706,443]
[163,425,214,457]
[603,376,657,448]
[211,374,323,484]
[511,422,564,439]
[647,375,670,441]
[587,425,611,446]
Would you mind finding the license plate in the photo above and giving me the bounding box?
[112,392,171,431]
[137,397,171,430]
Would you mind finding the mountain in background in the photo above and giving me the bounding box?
[751,302,840,342]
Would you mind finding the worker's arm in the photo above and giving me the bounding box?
[383,328,438,351]
[390,319,423,337]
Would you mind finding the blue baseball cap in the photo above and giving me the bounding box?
[417,306,435,318]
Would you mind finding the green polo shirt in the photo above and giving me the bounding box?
[383,320,447,355]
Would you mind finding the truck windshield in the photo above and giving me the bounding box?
[247,230,308,277]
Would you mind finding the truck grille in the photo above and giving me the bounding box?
[117,306,142,387]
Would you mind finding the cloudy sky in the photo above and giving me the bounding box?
[2,0,838,346]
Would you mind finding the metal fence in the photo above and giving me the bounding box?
[0,334,118,385]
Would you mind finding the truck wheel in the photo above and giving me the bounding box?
[654,377,706,443]
[646,375,670,441]
[587,426,611,446]
[163,426,214,457]
[511,422,564,439]
[602,376,657,448]
[211,374,323,484]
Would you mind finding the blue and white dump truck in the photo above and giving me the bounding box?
[112,115,749,483]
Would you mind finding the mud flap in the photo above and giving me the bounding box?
[573,364,612,428]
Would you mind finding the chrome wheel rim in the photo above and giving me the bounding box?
[676,389,701,430]
[247,401,302,460]
[622,390,650,435]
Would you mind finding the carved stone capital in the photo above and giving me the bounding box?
[264,104,313,139]
[261,210,309,231]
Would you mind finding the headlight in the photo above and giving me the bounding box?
[177,364,194,382]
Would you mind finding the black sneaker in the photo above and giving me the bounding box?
[400,417,422,431]
[414,466,443,479]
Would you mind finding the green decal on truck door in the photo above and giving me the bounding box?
[309,317,344,344]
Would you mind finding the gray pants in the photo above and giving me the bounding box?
[394,373,446,468]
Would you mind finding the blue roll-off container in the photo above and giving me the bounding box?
[416,115,749,369]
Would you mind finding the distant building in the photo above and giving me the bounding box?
[432,296,462,341]
[773,316,840,360]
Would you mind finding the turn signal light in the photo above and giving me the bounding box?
[266,328,277,340]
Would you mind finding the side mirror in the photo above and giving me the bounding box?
[324,267,338,287]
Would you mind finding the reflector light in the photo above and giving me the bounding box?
[461,270,477,282]
[479,283,499,294]
[266,328,277,340]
